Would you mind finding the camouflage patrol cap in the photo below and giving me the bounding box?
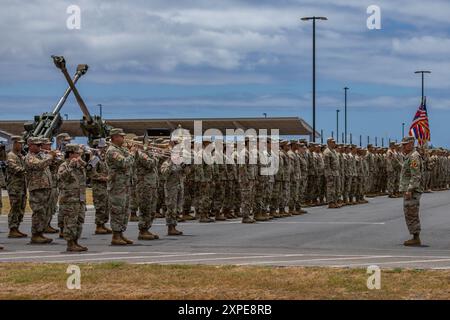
[56,133,72,141]
[279,140,289,146]
[10,136,25,143]
[65,144,80,153]
[401,136,415,144]
[27,137,42,145]
[289,140,299,145]
[109,128,126,137]
[40,138,52,145]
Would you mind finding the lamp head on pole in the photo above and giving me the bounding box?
[301,16,328,21]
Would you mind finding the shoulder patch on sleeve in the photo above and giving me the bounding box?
[411,159,418,169]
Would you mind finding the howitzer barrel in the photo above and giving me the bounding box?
[51,63,88,115]
[52,55,93,123]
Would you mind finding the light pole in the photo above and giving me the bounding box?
[344,87,349,143]
[336,109,340,143]
[414,71,431,104]
[402,122,405,138]
[64,114,68,121]
[97,104,103,118]
[301,16,328,142]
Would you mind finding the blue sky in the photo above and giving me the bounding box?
[0,0,449,146]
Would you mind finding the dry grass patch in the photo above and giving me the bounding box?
[1,189,93,215]
[0,263,449,300]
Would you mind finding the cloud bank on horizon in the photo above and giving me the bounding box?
[0,0,449,145]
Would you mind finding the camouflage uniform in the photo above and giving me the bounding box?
[130,164,139,214]
[298,150,308,207]
[323,146,339,205]
[105,143,135,233]
[316,150,325,203]
[24,151,53,235]
[349,151,358,202]
[160,156,185,226]
[212,155,227,216]
[87,153,109,226]
[342,152,352,203]
[135,149,159,231]
[238,147,257,220]
[49,155,64,229]
[0,166,5,215]
[288,148,300,213]
[182,159,195,215]
[6,150,27,229]
[306,148,317,204]
[386,148,397,196]
[58,158,87,241]
[399,148,423,235]
[193,152,213,218]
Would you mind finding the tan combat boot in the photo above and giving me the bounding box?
[44,225,59,234]
[31,233,53,244]
[199,214,215,223]
[254,212,269,221]
[95,224,109,235]
[138,229,157,240]
[17,229,28,237]
[74,240,88,251]
[120,233,134,245]
[181,213,195,221]
[167,225,183,236]
[111,232,127,246]
[215,211,227,221]
[242,217,256,224]
[67,240,84,252]
[59,227,64,239]
[129,211,139,222]
[8,228,26,238]
[404,234,421,246]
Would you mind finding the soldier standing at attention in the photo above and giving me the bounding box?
[88,139,112,235]
[58,144,88,252]
[399,136,423,246]
[297,142,308,214]
[105,128,135,246]
[6,136,28,238]
[237,138,257,223]
[323,138,339,209]
[0,142,6,217]
[386,142,398,198]
[25,137,56,244]
[160,139,185,235]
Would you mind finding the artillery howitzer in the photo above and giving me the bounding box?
[22,63,88,144]
[51,56,112,146]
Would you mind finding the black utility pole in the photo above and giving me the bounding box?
[97,104,103,118]
[414,71,431,104]
[301,16,328,142]
[344,87,349,143]
[402,122,405,138]
[336,109,340,143]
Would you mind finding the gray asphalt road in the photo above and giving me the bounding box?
[1,191,450,269]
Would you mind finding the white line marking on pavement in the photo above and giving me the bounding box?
[0,252,132,261]
[0,250,51,255]
[49,252,220,263]
[235,255,392,266]
[331,258,450,268]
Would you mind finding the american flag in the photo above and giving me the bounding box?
[409,97,430,145]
